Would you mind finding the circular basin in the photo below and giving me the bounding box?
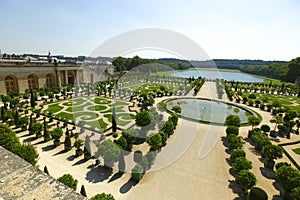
[165,98,256,125]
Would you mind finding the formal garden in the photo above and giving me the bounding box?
[1,71,300,199]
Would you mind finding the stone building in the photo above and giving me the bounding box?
[0,54,114,95]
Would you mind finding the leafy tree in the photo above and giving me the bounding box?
[30,89,36,108]
[225,115,241,127]
[146,150,157,166]
[131,164,144,181]
[171,105,182,114]
[114,136,127,150]
[80,185,87,197]
[270,115,283,131]
[31,122,43,138]
[0,123,38,166]
[146,132,163,150]
[262,144,283,161]
[97,139,121,167]
[133,150,143,163]
[74,139,83,157]
[162,120,174,136]
[248,187,268,200]
[90,193,115,200]
[286,57,300,83]
[248,115,260,130]
[275,162,291,170]
[57,174,78,191]
[291,187,300,200]
[19,116,28,127]
[228,134,244,150]
[237,170,257,193]
[64,129,72,151]
[232,157,252,174]
[135,110,151,126]
[276,165,300,191]
[250,130,271,150]
[43,118,51,142]
[50,128,63,147]
[260,124,270,133]
[226,126,239,137]
[231,149,246,162]
[168,114,179,127]
[16,143,39,166]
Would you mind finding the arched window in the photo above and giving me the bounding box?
[5,75,19,93]
[28,74,39,90]
[46,73,55,87]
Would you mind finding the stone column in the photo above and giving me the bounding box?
[65,70,68,86]
[56,69,61,87]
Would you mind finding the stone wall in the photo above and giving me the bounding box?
[0,146,87,200]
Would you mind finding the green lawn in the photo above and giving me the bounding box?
[94,97,111,104]
[62,98,85,106]
[66,102,93,112]
[104,113,135,126]
[293,148,300,155]
[87,105,108,111]
[46,104,63,113]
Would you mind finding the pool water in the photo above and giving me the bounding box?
[166,98,252,125]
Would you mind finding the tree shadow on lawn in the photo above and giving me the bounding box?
[86,166,112,183]
[272,195,282,200]
[260,167,276,179]
[119,178,138,194]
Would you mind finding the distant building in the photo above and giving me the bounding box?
[0,53,115,95]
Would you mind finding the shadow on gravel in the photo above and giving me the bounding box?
[119,178,138,194]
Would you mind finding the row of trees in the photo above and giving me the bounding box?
[224,115,261,199]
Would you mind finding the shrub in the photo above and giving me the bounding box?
[248,187,268,200]
[226,126,239,136]
[90,193,115,200]
[275,162,291,170]
[231,149,246,162]
[131,164,144,181]
[112,132,118,138]
[237,170,257,191]
[261,124,271,133]
[228,134,244,150]
[232,157,252,174]
[276,165,300,191]
[57,174,78,191]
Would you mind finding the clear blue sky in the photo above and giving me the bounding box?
[0,0,299,61]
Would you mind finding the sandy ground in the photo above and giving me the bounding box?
[15,81,300,199]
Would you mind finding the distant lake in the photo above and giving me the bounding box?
[171,70,264,82]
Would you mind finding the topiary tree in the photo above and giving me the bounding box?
[291,186,300,200]
[270,115,283,131]
[162,120,174,136]
[146,132,163,150]
[97,139,121,167]
[228,134,244,150]
[57,174,78,191]
[262,144,283,169]
[248,187,268,200]
[275,162,291,170]
[31,122,43,138]
[64,128,72,152]
[261,124,270,133]
[248,115,260,131]
[90,193,115,200]
[232,157,252,174]
[131,164,144,181]
[231,149,246,162]
[112,106,117,132]
[133,150,143,163]
[43,118,51,142]
[50,127,63,147]
[146,150,157,167]
[135,110,151,126]
[237,170,257,195]
[225,115,241,127]
[226,126,239,137]
[276,165,300,192]
[74,139,83,157]
[171,105,182,114]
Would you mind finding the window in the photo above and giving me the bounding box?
[28,74,39,90]
[5,75,18,93]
